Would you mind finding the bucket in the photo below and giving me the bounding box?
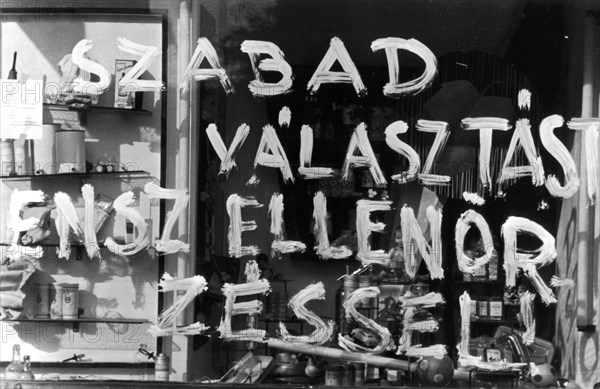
[55,129,85,173]
[35,124,59,174]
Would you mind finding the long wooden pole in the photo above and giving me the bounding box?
[576,13,595,332]
[266,338,416,372]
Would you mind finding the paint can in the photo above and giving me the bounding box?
[14,139,34,175]
[55,130,86,173]
[35,124,59,174]
[324,364,343,386]
[350,362,365,386]
[1,139,15,176]
[62,283,79,319]
[358,275,373,307]
[341,363,356,387]
[50,283,63,319]
[154,353,170,381]
[34,283,50,318]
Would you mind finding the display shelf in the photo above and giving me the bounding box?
[1,317,148,332]
[0,170,157,191]
[44,103,152,125]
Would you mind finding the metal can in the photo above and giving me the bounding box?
[50,283,63,319]
[1,139,15,175]
[351,363,366,386]
[34,283,50,318]
[325,364,343,386]
[62,283,79,319]
[55,130,85,173]
[14,139,34,175]
[155,353,170,381]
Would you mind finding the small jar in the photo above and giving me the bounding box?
[477,298,489,318]
[488,295,503,320]
[62,283,79,319]
[34,283,50,319]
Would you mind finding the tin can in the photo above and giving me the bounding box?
[358,275,373,307]
[36,124,59,174]
[325,364,343,386]
[14,139,34,175]
[155,353,170,381]
[341,363,356,387]
[350,362,365,386]
[34,283,50,318]
[62,283,79,319]
[1,139,15,175]
[55,130,85,173]
[50,283,63,319]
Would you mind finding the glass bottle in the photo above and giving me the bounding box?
[20,355,35,380]
[133,343,149,381]
[5,345,24,379]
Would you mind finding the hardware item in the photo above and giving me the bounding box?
[62,283,79,319]
[33,283,50,319]
[155,353,170,381]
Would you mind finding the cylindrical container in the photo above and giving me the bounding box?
[350,362,365,386]
[1,139,15,176]
[489,296,503,320]
[36,124,59,174]
[324,364,343,386]
[343,275,358,297]
[14,139,34,175]
[50,283,63,319]
[62,283,79,319]
[365,365,380,383]
[470,298,478,317]
[55,130,86,173]
[34,283,50,318]
[155,353,170,381]
[358,275,372,307]
[341,363,355,387]
[473,264,487,281]
[477,298,489,318]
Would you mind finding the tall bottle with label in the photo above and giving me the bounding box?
[5,345,24,379]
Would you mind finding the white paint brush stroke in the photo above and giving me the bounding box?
[279,282,335,345]
[71,39,111,95]
[343,123,387,186]
[116,37,163,92]
[501,216,557,304]
[245,260,261,283]
[179,37,233,94]
[416,120,451,185]
[313,192,352,259]
[206,123,250,176]
[9,190,45,243]
[307,37,366,96]
[401,206,444,279]
[104,192,149,256]
[461,117,512,187]
[58,54,90,94]
[356,200,392,266]
[298,125,335,179]
[241,40,293,96]
[567,118,599,203]
[268,193,306,256]
[82,184,100,259]
[226,194,263,258]
[144,183,190,254]
[520,291,536,345]
[498,119,545,186]
[454,209,494,275]
[278,107,292,127]
[149,322,209,337]
[155,273,207,329]
[371,37,437,97]
[249,125,294,184]
[541,115,580,198]
[463,192,485,205]
[54,192,83,260]
[220,279,270,342]
[385,121,420,184]
[550,276,575,288]
[339,287,395,354]
[518,89,531,111]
